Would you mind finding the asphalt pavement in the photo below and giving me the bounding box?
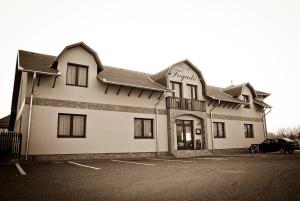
[0,152,299,201]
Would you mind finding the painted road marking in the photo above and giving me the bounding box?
[147,158,196,163]
[223,170,244,173]
[196,157,229,161]
[112,160,154,166]
[67,161,100,170]
[15,163,26,176]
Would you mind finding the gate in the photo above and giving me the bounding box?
[0,132,22,163]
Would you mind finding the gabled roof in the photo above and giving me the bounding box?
[223,83,257,98]
[97,66,170,92]
[0,115,10,128]
[18,50,58,74]
[51,42,103,73]
[206,86,245,103]
[150,67,169,87]
[253,99,271,108]
[256,90,271,98]
[151,59,207,95]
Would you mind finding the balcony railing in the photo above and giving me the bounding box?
[166,97,206,112]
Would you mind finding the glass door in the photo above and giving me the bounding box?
[176,120,194,150]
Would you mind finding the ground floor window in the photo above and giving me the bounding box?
[213,122,225,138]
[134,118,153,138]
[58,113,86,138]
[244,124,254,138]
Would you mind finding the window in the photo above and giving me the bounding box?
[213,122,225,138]
[187,84,197,100]
[58,113,86,138]
[134,118,153,138]
[242,95,250,108]
[244,124,254,138]
[170,81,182,97]
[66,63,88,87]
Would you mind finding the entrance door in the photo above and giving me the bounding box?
[176,120,194,150]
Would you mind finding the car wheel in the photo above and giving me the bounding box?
[280,148,286,154]
[287,149,294,154]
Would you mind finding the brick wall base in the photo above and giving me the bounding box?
[22,152,169,162]
[212,148,249,154]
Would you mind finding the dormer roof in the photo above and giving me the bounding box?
[51,42,103,73]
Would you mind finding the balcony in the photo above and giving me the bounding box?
[166,97,206,112]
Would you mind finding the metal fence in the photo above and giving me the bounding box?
[0,131,22,163]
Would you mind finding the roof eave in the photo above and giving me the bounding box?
[96,75,171,92]
[18,66,61,76]
[206,95,245,104]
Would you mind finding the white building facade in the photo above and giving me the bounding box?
[9,42,271,160]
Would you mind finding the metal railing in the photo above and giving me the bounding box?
[166,97,206,112]
[0,131,22,163]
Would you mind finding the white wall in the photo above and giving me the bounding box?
[206,118,264,149]
[205,85,265,149]
[27,105,168,155]
[21,46,168,155]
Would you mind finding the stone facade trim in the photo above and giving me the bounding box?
[207,114,262,122]
[25,97,167,115]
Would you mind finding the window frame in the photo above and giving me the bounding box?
[213,122,226,138]
[57,113,87,138]
[242,95,251,109]
[170,81,183,98]
[187,84,198,100]
[134,118,154,139]
[244,124,254,138]
[66,62,89,87]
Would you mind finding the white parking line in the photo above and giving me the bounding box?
[67,161,100,170]
[15,163,26,176]
[223,170,244,173]
[196,157,229,161]
[147,158,196,163]
[112,160,154,166]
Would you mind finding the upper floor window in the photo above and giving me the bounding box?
[66,63,88,87]
[187,84,197,100]
[171,81,182,97]
[242,95,250,108]
[213,122,225,138]
[134,118,153,139]
[244,124,254,138]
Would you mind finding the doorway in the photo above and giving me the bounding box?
[176,120,194,150]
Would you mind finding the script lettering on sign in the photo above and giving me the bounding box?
[169,67,197,82]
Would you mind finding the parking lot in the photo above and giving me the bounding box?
[1,152,300,201]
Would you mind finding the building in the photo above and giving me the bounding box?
[0,115,10,132]
[9,42,271,160]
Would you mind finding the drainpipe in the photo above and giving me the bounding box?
[263,108,272,139]
[155,91,165,156]
[209,99,220,153]
[25,72,37,160]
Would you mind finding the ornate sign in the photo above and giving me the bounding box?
[169,66,197,82]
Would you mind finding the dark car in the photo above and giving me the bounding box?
[249,138,300,154]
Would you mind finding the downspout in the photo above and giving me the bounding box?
[209,99,220,153]
[25,72,37,160]
[155,91,165,156]
[263,108,272,139]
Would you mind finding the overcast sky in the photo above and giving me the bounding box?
[0,0,299,132]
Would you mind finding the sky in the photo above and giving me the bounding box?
[0,0,299,132]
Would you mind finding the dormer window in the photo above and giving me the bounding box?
[66,63,88,87]
[242,95,250,109]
